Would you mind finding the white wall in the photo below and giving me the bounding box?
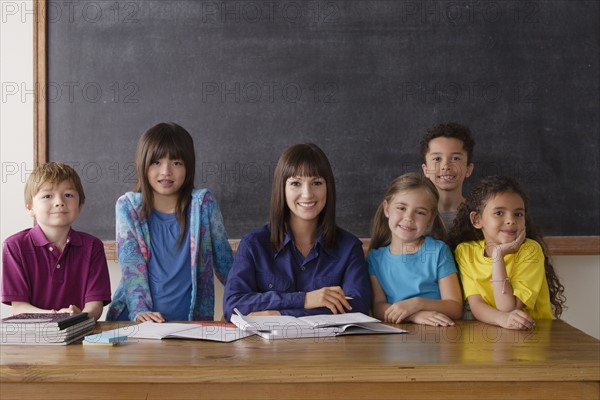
[1,1,36,316]
[553,256,600,339]
[1,6,598,338]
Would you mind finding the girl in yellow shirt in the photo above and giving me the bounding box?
[448,176,566,330]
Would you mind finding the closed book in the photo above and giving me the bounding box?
[1,317,95,345]
[1,312,89,330]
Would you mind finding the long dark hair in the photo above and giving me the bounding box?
[448,176,566,317]
[269,143,337,251]
[370,172,446,250]
[134,122,196,243]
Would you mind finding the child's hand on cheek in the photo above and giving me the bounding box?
[486,229,526,261]
[501,228,526,256]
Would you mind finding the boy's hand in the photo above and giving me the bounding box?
[55,305,81,314]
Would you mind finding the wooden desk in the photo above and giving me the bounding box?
[1,320,598,400]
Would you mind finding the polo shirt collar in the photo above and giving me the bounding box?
[30,224,82,247]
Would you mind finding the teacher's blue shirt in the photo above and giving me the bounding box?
[223,224,371,321]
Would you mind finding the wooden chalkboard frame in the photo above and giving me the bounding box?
[32,1,599,256]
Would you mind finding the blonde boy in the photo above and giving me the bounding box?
[1,162,111,320]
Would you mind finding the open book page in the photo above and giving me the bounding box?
[231,310,405,340]
[336,322,407,335]
[127,322,195,339]
[229,310,338,340]
[298,312,379,328]
[104,322,252,343]
[231,310,309,332]
[260,326,341,340]
[168,323,254,342]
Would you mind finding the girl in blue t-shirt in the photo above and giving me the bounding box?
[368,173,463,326]
[107,123,233,322]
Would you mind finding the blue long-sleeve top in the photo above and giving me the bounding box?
[107,188,233,321]
[223,224,371,321]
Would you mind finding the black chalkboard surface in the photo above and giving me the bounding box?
[46,0,599,240]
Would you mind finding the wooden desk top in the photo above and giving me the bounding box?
[1,320,598,399]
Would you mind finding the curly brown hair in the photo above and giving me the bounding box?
[447,176,566,318]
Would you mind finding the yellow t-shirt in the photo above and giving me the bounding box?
[455,239,553,319]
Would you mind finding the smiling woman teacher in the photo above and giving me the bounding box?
[223,143,371,321]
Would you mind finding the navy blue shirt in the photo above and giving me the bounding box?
[223,224,371,321]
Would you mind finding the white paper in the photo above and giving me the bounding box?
[298,313,380,328]
[101,321,252,343]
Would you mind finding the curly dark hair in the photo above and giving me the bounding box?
[447,176,566,318]
[420,122,476,164]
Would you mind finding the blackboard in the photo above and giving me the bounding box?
[45,0,599,240]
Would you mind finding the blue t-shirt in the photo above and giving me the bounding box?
[147,210,192,321]
[367,236,457,304]
[223,224,371,321]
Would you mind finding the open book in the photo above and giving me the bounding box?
[231,309,406,340]
[101,321,254,343]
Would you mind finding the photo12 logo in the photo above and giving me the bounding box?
[201,81,339,104]
[200,1,340,24]
[398,1,541,25]
[1,1,141,24]
[399,81,539,104]
[2,162,34,184]
[200,161,278,184]
[1,82,139,104]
